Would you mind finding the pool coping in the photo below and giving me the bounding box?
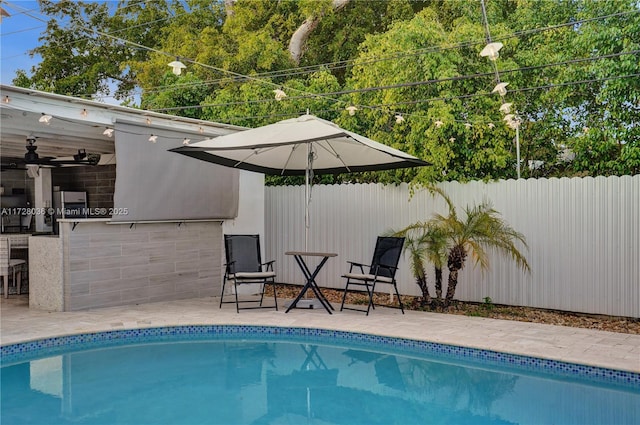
[2,324,639,390]
[2,296,640,374]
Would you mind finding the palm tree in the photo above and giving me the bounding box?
[391,184,453,305]
[393,222,449,305]
[426,223,449,300]
[432,201,531,307]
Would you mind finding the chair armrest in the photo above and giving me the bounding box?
[347,261,369,273]
[372,264,398,276]
[261,260,275,271]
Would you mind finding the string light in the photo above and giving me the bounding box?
[499,102,513,114]
[3,95,9,103]
[10,1,638,131]
[182,138,190,145]
[103,128,114,137]
[7,3,634,146]
[395,114,405,124]
[479,42,503,61]
[492,82,509,96]
[273,89,287,101]
[80,108,88,117]
[39,114,52,124]
[345,105,358,116]
[168,59,186,75]
[148,134,158,143]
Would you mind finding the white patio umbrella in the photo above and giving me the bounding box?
[170,114,428,248]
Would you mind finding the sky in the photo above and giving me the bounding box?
[0,1,47,85]
[1,0,126,104]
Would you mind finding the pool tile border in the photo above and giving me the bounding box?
[2,324,638,389]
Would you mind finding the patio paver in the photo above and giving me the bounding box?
[1,295,639,373]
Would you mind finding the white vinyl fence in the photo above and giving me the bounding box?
[265,175,640,318]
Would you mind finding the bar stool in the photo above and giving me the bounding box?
[0,237,26,298]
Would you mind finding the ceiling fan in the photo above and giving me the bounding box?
[22,136,100,167]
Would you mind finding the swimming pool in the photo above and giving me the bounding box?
[2,325,639,424]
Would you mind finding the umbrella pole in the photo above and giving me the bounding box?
[305,143,311,252]
[305,167,309,252]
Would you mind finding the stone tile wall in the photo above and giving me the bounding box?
[63,220,222,310]
[53,164,116,211]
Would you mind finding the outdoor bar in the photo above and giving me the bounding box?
[1,85,264,311]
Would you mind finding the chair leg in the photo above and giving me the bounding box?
[393,282,405,314]
[365,282,376,316]
[258,281,267,307]
[271,281,278,311]
[340,280,350,311]
[233,281,240,313]
[219,278,227,308]
[2,276,7,299]
[15,268,22,295]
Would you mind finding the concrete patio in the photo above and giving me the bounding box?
[1,295,639,373]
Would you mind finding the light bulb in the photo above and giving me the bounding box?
[480,42,504,61]
[499,103,513,114]
[168,60,186,75]
[345,106,358,116]
[273,89,287,101]
[492,82,509,96]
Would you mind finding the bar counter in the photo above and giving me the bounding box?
[28,218,224,311]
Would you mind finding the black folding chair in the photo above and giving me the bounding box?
[221,234,278,312]
[340,236,405,315]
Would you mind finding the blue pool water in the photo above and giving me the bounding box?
[1,326,639,425]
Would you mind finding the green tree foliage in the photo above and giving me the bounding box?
[13,0,640,179]
[16,0,124,97]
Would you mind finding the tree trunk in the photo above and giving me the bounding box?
[416,270,430,304]
[434,267,443,299]
[445,245,467,307]
[444,268,459,307]
[288,0,350,64]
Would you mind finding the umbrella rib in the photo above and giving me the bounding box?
[317,138,352,172]
[281,144,300,175]
[233,146,278,168]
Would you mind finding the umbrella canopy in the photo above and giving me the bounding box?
[171,114,428,249]
[170,114,428,175]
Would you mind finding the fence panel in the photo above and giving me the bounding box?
[265,176,639,317]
